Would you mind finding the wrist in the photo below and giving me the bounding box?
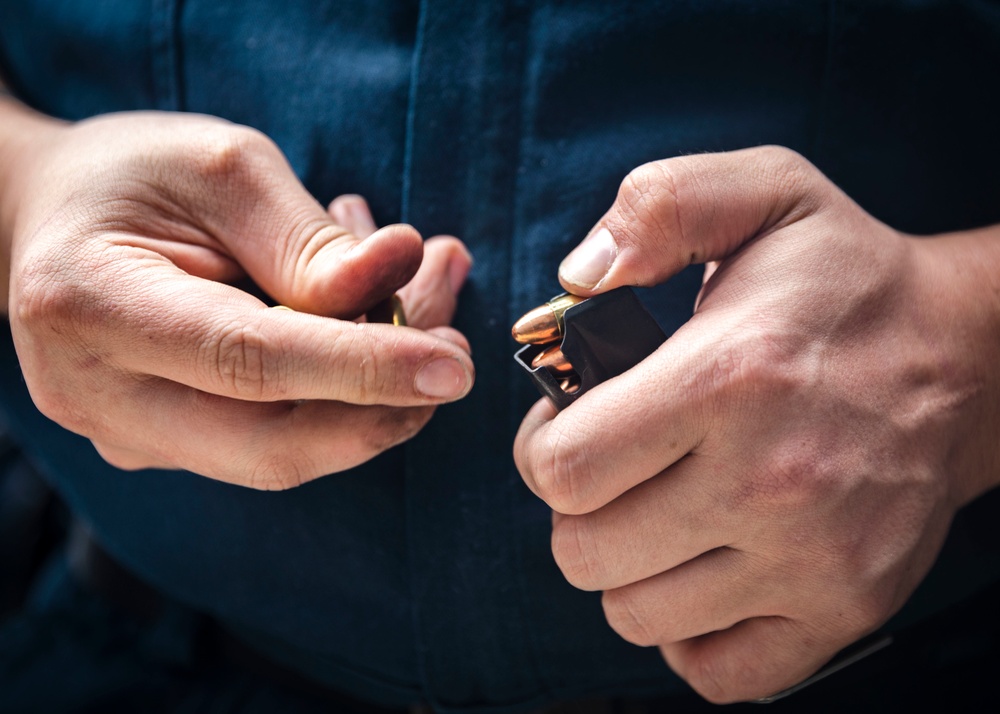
[911,225,1000,506]
[0,93,68,313]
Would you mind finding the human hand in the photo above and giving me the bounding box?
[3,111,474,487]
[515,147,1000,701]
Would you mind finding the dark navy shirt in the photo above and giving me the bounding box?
[2,2,1000,711]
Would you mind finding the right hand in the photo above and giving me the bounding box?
[515,147,1000,701]
[3,111,474,488]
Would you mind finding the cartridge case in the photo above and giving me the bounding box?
[368,294,407,326]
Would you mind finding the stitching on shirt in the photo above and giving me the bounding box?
[150,0,185,111]
[400,0,429,224]
[401,4,431,705]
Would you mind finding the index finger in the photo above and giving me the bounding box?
[514,317,715,515]
[105,256,474,405]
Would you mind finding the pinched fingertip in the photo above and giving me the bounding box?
[426,325,472,355]
[327,194,378,239]
[422,235,474,296]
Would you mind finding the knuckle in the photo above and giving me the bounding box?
[602,588,658,647]
[760,432,848,513]
[13,250,131,439]
[770,444,826,495]
[243,448,313,491]
[14,252,88,332]
[683,653,737,704]
[701,336,757,399]
[732,442,827,517]
[550,516,603,590]
[693,335,762,416]
[755,145,820,196]
[620,161,677,210]
[529,425,594,514]
[756,144,808,166]
[190,125,275,182]
[324,325,398,405]
[695,331,839,514]
[346,334,383,404]
[699,327,797,407]
[202,320,281,400]
[844,586,896,635]
[614,161,680,244]
[33,390,87,435]
[285,223,356,307]
[93,443,148,472]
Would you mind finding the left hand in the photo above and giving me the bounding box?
[1,110,475,485]
[514,146,1000,702]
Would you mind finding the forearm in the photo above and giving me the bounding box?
[0,80,66,314]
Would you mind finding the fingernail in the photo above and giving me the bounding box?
[415,358,469,399]
[559,227,617,289]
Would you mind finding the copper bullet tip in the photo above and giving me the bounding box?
[531,345,575,375]
[511,304,561,344]
[559,376,581,394]
[511,293,586,344]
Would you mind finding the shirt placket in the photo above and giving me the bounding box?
[399,0,544,709]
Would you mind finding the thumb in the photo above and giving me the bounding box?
[191,130,423,319]
[326,195,474,329]
[558,146,828,295]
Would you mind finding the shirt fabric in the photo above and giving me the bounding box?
[2,2,1000,711]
